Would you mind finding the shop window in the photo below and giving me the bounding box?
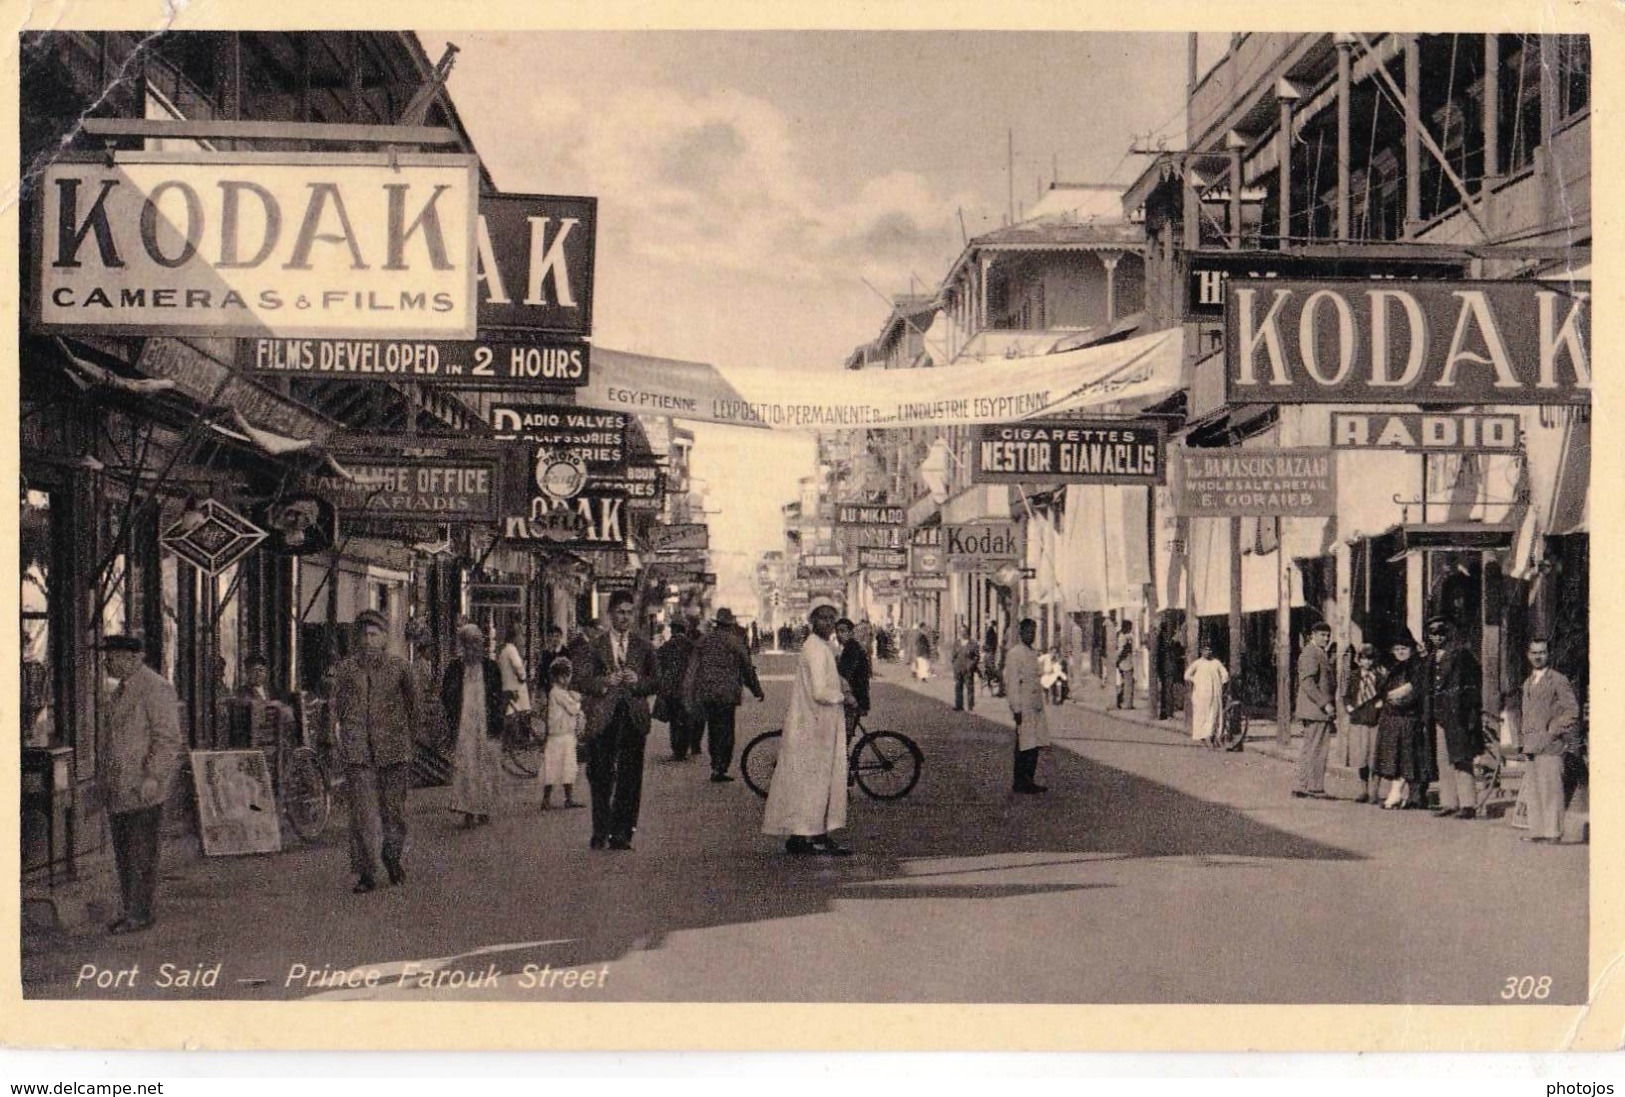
[1499,36,1543,176]
[21,490,54,747]
[1556,35,1590,121]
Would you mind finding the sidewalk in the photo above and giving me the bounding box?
[878,659,1587,843]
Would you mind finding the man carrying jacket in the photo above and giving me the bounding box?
[97,633,183,935]
[331,609,420,893]
[687,607,765,783]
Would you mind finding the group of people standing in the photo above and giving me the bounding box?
[1183,613,1582,844]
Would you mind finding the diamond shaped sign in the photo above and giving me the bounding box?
[161,499,267,577]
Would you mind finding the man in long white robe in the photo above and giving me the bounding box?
[1184,641,1229,744]
[1003,618,1051,793]
[763,602,853,855]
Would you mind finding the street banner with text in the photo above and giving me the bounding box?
[1171,447,1337,517]
[37,152,480,339]
[576,327,1182,430]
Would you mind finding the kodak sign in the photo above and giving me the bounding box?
[35,153,480,338]
[1225,280,1589,405]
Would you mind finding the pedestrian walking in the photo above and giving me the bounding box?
[686,607,766,782]
[96,633,183,935]
[1374,630,1432,809]
[763,601,854,856]
[577,592,658,851]
[331,608,420,892]
[1342,643,1384,803]
[1157,629,1186,720]
[1184,638,1229,745]
[836,617,872,734]
[498,621,532,725]
[1292,620,1337,800]
[1518,637,1580,843]
[1003,618,1051,794]
[656,617,702,761]
[1114,620,1137,709]
[442,622,504,828]
[951,626,980,711]
[540,656,583,811]
[912,626,933,681]
[1425,617,1483,820]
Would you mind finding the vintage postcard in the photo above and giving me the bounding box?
[2,0,1620,1055]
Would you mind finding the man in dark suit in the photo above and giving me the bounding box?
[1291,620,1337,800]
[1426,616,1483,820]
[576,592,659,850]
[836,617,872,735]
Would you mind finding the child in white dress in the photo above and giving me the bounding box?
[541,656,583,810]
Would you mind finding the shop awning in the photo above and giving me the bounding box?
[1387,523,1518,557]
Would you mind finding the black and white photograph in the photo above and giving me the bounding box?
[6,4,1614,1055]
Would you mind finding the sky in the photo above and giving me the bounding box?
[422,30,1206,612]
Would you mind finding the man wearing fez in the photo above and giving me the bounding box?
[331,608,420,892]
[96,633,183,934]
[577,592,659,850]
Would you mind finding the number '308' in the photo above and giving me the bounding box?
[1502,976,1552,1000]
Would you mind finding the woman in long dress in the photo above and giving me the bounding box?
[441,623,504,827]
[498,622,531,727]
[1184,639,1230,744]
[763,602,853,856]
[1374,630,1432,809]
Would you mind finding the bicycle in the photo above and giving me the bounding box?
[501,706,544,779]
[740,715,923,801]
[1211,690,1250,752]
[274,695,332,842]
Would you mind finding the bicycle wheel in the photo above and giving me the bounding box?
[502,733,542,779]
[740,730,784,798]
[851,730,923,801]
[282,746,332,842]
[1216,705,1247,751]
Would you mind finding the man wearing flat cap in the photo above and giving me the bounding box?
[685,606,765,783]
[331,608,420,892]
[96,633,182,934]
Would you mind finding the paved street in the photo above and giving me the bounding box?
[22,652,1585,1006]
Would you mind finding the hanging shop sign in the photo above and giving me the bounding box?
[1171,446,1337,517]
[909,547,944,574]
[475,192,597,337]
[836,503,906,526]
[838,526,906,551]
[1225,280,1590,405]
[1330,412,1522,451]
[254,494,336,556]
[857,548,908,571]
[491,405,627,473]
[36,152,480,339]
[595,575,639,595]
[235,333,588,390]
[971,420,1166,485]
[595,465,666,513]
[467,583,524,609]
[161,499,267,577]
[648,523,709,553]
[801,553,845,569]
[943,522,1020,571]
[315,453,504,523]
[905,575,949,593]
[910,526,943,548]
[501,488,629,550]
[1185,250,1465,321]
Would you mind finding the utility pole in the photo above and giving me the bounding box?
[1007,128,1015,225]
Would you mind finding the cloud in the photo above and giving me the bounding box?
[508,84,971,289]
